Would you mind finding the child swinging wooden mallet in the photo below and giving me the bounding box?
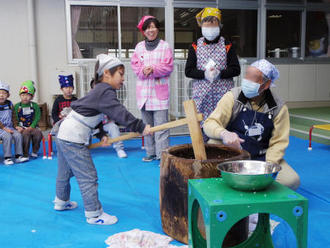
[89,99,207,160]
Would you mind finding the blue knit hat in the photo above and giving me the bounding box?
[58,75,74,88]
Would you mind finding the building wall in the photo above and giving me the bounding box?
[36,0,79,105]
[0,0,79,107]
[0,0,31,104]
[272,63,330,107]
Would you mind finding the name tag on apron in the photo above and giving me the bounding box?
[248,125,262,136]
[22,107,32,115]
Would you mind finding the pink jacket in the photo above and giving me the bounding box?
[131,40,173,111]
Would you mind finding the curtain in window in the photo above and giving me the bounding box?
[325,0,330,56]
[71,6,83,59]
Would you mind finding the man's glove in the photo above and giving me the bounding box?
[220,129,245,149]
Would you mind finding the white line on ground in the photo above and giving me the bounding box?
[290,114,330,124]
[290,128,330,140]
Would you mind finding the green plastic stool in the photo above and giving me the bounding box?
[188,178,308,248]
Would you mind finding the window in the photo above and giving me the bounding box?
[173,8,202,59]
[72,6,118,59]
[174,0,215,2]
[67,0,330,61]
[266,10,301,58]
[306,11,330,57]
[70,5,164,60]
[173,8,257,59]
[221,9,257,57]
[307,0,326,2]
[120,7,165,58]
[267,0,304,3]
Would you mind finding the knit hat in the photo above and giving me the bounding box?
[137,15,155,34]
[19,80,35,95]
[196,7,222,27]
[58,75,74,88]
[96,54,124,76]
[250,59,280,85]
[0,81,10,93]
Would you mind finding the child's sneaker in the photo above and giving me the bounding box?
[16,156,29,163]
[31,153,38,158]
[142,155,157,162]
[4,158,14,166]
[116,150,127,158]
[86,212,118,225]
[53,197,78,211]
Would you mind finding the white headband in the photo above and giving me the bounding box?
[96,54,123,76]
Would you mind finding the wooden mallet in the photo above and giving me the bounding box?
[89,100,207,160]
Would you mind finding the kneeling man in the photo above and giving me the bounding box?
[203,59,300,190]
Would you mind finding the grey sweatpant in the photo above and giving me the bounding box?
[56,138,103,218]
[0,129,23,158]
[141,107,169,159]
[103,122,124,151]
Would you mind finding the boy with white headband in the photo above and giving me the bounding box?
[54,54,151,225]
[203,59,300,190]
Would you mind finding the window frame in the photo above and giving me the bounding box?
[217,0,258,10]
[172,1,259,59]
[218,0,259,59]
[260,0,305,60]
[66,0,330,63]
[66,0,166,63]
[263,0,330,61]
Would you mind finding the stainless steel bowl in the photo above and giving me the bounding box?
[217,160,282,191]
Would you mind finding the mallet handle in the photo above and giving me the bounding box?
[183,100,207,160]
[88,113,203,149]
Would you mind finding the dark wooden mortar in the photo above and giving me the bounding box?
[160,143,250,245]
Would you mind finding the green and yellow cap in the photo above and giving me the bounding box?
[19,80,35,95]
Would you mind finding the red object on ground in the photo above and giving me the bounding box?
[42,137,47,159]
[309,126,314,150]
[48,133,52,159]
[308,124,330,150]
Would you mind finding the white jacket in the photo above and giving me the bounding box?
[57,110,102,145]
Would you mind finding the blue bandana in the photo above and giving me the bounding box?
[250,59,279,85]
[58,75,74,88]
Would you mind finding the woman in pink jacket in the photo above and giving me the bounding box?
[131,16,174,162]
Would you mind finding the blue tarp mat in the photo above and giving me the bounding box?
[0,135,329,247]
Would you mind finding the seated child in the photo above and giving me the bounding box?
[90,80,127,158]
[0,81,28,165]
[54,54,151,225]
[14,80,43,159]
[102,116,127,158]
[51,74,77,124]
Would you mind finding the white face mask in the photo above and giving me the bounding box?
[202,27,220,41]
[241,78,262,99]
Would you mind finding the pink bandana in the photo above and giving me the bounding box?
[137,15,155,34]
